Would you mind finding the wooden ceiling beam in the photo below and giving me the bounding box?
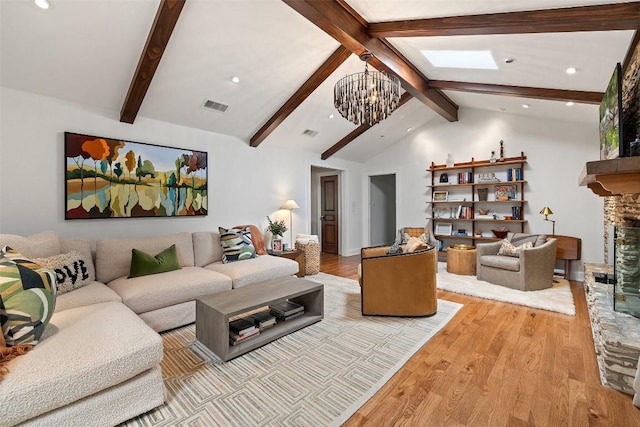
[321,92,413,160]
[283,0,458,122]
[120,0,186,124]
[368,3,640,38]
[428,81,604,104]
[250,46,351,147]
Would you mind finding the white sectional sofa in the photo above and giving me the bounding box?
[0,230,299,426]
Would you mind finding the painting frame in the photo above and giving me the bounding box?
[433,191,448,202]
[435,223,453,236]
[64,132,208,219]
[494,184,516,201]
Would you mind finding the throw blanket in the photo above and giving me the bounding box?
[0,332,31,381]
[234,224,267,255]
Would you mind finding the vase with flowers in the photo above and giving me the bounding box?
[266,216,287,248]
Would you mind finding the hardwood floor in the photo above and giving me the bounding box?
[319,253,640,427]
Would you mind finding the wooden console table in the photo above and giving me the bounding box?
[554,235,581,281]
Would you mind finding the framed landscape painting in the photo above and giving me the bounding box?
[65,132,208,219]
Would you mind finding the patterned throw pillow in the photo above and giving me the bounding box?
[498,239,534,257]
[386,242,403,255]
[0,246,56,346]
[219,227,257,263]
[33,251,90,295]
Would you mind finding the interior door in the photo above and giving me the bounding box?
[320,175,339,254]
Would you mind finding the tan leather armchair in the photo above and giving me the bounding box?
[358,245,438,316]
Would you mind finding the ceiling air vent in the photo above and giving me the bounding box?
[302,129,319,137]
[202,99,229,112]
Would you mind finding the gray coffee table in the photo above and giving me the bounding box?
[195,276,324,361]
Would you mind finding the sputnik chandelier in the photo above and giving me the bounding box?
[333,52,401,126]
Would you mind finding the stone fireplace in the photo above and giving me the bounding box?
[580,158,640,406]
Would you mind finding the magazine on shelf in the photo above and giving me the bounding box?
[229,328,260,345]
[269,300,304,317]
[271,310,304,321]
[229,318,256,336]
[249,310,277,330]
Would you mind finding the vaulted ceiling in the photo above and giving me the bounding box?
[2,0,639,162]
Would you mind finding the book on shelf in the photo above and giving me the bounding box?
[271,310,304,321]
[248,310,277,330]
[229,318,256,336]
[229,328,260,345]
[269,300,304,317]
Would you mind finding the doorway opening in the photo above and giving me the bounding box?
[369,174,396,246]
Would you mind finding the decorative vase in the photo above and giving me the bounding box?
[499,140,505,162]
[490,151,497,163]
[477,188,488,201]
[446,153,454,167]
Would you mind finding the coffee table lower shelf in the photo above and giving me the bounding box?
[195,276,324,362]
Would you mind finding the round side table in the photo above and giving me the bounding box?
[447,245,477,276]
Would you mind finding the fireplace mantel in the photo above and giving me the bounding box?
[579,156,640,196]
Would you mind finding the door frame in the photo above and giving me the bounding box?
[309,164,348,256]
[364,169,400,247]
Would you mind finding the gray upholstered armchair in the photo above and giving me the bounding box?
[476,233,558,291]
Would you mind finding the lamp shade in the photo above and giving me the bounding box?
[539,207,553,216]
[281,200,299,210]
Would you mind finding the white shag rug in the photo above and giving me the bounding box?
[436,262,575,316]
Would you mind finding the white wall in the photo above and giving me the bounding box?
[363,108,604,281]
[0,88,364,255]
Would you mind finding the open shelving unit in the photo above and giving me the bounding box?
[427,153,528,253]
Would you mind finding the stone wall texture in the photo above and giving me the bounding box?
[603,193,640,263]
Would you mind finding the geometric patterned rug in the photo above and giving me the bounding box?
[122,273,462,426]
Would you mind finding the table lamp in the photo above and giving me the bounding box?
[280,199,299,249]
[539,206,556,235]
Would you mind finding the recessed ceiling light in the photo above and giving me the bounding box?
[231,76,240,84]
[421,50,498,70]
[566,101,575,106]
[522,104,530,109]
[504,58,515,64]
[35,0,52,9]
[499,108,507,112]
[328,113,335,119]
[566,67,577,75]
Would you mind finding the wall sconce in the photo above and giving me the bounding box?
[539,206,556,235]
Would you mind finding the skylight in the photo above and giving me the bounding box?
[421,50,498,70]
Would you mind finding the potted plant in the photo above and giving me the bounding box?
[266,216,287,239]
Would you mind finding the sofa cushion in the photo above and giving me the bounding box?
[61,237,96,281]
[508,233,547,247]
[192,231,224,267]
[0,301,163,426]
[96,232,194,283]
[219,226,256,263]
[204,255,299,289]
[54,282,122,313]
[33,251,91,295]
[128,244,181,278]
[0,247,56,346]
[0,231,60,258]
[107,266,232,314]
[479,255,521,272]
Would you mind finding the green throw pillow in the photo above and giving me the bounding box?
[0,246,57,346]
[128,244,181,278]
